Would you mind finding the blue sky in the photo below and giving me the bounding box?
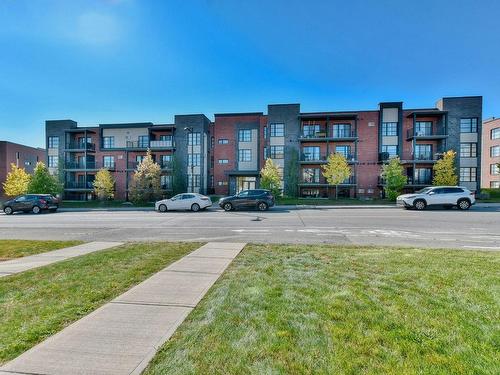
[1,0,499,148]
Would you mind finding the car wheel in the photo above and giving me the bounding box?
[32,206,41,214]
[257,202,268,211]
[223,202,233,211]
[457,199,471,210]
[191,203,200,212]
[159,204,167,213]
[3,206,13,215]
[413,199,426,211]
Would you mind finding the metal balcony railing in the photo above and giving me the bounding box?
[331,130,357,138]
[65,142,96,151]
[65,161,115,170]
[126,140,175,149]
[65,181,94,189]
[407,127,447,139]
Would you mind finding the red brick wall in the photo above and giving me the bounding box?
[482,118,500,188]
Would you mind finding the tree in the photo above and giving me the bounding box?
[171,155,186,195]
[2,164,31,197]
[93,168,115,200]
[129,149,162,204]
[284,147,299,197]
[381,157,407,201]
[260,158,281,197]
[433,150,458,186]
[27,162,62,196]
[321,153,351,199]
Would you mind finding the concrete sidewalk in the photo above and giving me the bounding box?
[0,242,246,375]
[0,241,123,278]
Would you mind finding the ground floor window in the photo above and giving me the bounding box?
[414,168,432,184]
[301,188,320,198]
[460,167,477,182]
[161,175,172,189]
[236,176,256,192]
[490,181,500,188]
[302,168,320,183]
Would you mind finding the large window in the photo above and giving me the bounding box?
[381,145,397,158]
[238,149,252,162]
[415,121,432,136]
[270,123,285,137]
[332,124,352,138]
[238,129,252,142]
[160,175,172,189]
[415,144,432,160]
[48,155,58,168]
[188,132,201,146]
[460,143,477,158]
[188,153,201,166]
[138,135,149,148]
[102,136,115,149]
[270,146,284,159]
[460,118,478,133]
[491,181,500,188]
[78,137,92,147]
[302,168,320,183]
[187,174,201,188]
[415,168,432,184]
[160,154,171,167]
[382,122,398,136]
[460,167,477,182]
[48,136,59,149]
[302,146,320,161]
[491,164,500,175]
[335,145,351,158]
[491,145,500,157]
[302,124,320,137]
[492,128,500,140]
[103,156,115,168]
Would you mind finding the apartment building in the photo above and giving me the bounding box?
[46,96,483,200]
[1,141,45,198]
[481,117,500,188]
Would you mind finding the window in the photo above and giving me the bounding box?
[159,135,173,146]
[460,143,477,158]
[218,181,228,186]
[303,168,320,183]
[381,145,397,158]
[138,135,149,148]
[270,145,285,159]
[78,137,92,147]
[415,122,432,136]
[491,145,500,157]
[102,136,114,149]
[48,136,59,149]
[48,155,58,168]
[160,175,172,189]
[188,153,201,166]
[136,155,145,163]
[218,159,229,164]
[188,132,201,146]
[239,149,252,162]
[335,145,351,158]
[263,147,268,159]
[302,146,320,161]
[160,154,171,167]
[263,126,267,139]
[460,118,478,133]
[270,123,284,137]
[187,175,201,188]
[460,167,477,182]
[491,164,499,175]
[382,122,398,136]
[103,156,115,168]
[491,181,500,188]
[492,128,500,140]
[332,124,352,138]
[238,129,252,142]
[302,124,320,137]
[218,139,229,144]
[415,144,432,160]
[415,168,432,184]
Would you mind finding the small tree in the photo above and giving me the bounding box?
[129,149,162,204]
[260,158,281,197]
[2,164,31,197]
[322,153,351,199]
[284,147,299,197]
[381,157,407,201]
[433,150,458,186]
[27,162,62,196]
[93,168,115,200]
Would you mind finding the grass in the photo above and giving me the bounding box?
[146,244,500,374]
[0,241,200,364]
[478,188,500,203]
[0,240,83,261]
[277,197,392,205]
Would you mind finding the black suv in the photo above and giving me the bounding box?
[219,189,275,211]
[2,194,59,215]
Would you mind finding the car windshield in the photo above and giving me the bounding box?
[416,187,433,194]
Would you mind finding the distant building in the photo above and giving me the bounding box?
[481,117,500,188]
[0,141,46,197]
[45,96,483,201]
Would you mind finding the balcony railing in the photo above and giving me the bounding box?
[65,181,94,189]
[300,176,356,185]
[413,153,437,161]
[65,161,116,170]
[406,127,447,139]
[299,130,357,139]
[300,153,355,162]
[407,177,432,185]
[331,130,357,138]
[126,140,175,149]
[65,142,95,151]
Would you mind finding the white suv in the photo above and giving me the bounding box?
[397,186,475,210]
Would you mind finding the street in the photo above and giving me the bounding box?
[1,206,499,250]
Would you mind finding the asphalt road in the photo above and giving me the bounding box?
[1,205,499,250]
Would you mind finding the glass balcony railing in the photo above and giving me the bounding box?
[126,140,175,148]
[65,142,95,151]
[65,181,94,189]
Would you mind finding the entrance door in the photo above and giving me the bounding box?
[237,176,256,193]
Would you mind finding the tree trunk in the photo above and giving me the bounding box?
[335,184,338,200]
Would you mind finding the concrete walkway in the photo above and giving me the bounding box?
[0,242,246,375]
[0,241,123,278]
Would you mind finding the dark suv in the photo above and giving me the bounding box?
[2,194,59,215]
[219,189,275,211]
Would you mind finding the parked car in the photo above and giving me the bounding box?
[2,194,59,215]
[219,189,275,211]
[397,186,475,210]
[155,193,212,212]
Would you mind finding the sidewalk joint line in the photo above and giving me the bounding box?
[110,301,196,308]
[161,269,221,275]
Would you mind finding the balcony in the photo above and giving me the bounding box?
[126,140,175,149]
[65,142,96,151]
[299,130,357,142]
[406,127,447,140]
[64,181,94,190]
[298,176,356,186]
[401,153,440,164]
[65,161,116,170]
[406,177,432,186]
[300,154,356,164]
[160,161,173,170]
[150,140,174,149]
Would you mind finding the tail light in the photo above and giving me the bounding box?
[200,196,210,201]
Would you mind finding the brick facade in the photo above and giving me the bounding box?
[481,118,500,188]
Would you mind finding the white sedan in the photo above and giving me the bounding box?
[155,193,212,212]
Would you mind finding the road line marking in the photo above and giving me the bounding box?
[462,246,500,250]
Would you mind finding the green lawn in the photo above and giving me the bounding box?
[0,240,83,261]
[0,241,200,364]
[146,244,500,374]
